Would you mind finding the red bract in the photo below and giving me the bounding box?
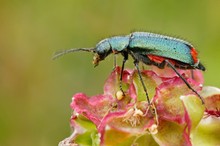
[59,66,220,146]
[191,86,220,146]
[201,86,220,117]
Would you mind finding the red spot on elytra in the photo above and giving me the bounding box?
[190,47,198,63]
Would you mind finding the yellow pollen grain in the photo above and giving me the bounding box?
[116,90,124,100]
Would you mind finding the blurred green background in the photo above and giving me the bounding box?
[0,0,220,145]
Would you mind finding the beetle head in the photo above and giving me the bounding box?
[93,39,112,67]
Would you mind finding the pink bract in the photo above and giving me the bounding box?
[59,66,220,146]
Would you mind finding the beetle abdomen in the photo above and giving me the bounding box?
[128,32,196,65]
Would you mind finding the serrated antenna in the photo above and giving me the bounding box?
[52,48,95,60]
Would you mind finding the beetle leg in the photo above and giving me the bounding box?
[133,60,151,105]
[140,62,145,70]
[112,54,117,71]
[165,59,205,104]
[157,60,166,69]
[119,52,128,95]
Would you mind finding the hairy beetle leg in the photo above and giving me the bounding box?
[112,54,117,71]
[165,60,205,104]
[118,52,128,97]
[134,60,151,105]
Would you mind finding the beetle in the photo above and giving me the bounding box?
[53,32,205,104]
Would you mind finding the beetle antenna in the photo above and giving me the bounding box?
[52,48,95,60]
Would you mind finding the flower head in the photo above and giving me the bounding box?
[59,66,220,146]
